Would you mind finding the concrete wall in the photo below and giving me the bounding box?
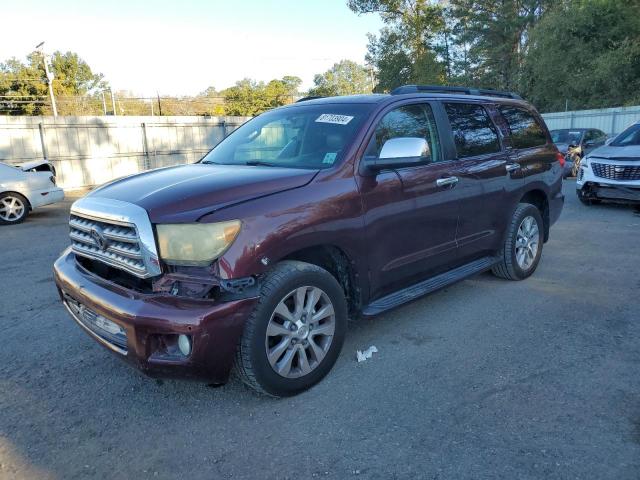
[541,105,640,136]
[0,115,249,189]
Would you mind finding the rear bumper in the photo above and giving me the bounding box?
[30,187,64,208]
[53,249,258,383]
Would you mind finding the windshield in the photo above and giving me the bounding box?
[550,130,583,144]
[202,104,371,169]
[611,123,640,146]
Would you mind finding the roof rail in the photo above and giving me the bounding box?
[296,96,324,103]
[390,85,522,100]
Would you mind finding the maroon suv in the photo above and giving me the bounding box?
[54,85,564,396]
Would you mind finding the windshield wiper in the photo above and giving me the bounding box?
[244,160,280,167]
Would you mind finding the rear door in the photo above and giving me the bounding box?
[438,101,523,262]
[498,104,556,178]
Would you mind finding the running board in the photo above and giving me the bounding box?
[362,256,499,316]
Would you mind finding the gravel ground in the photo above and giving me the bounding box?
[0,180,639,480]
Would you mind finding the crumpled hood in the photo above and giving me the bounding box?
[89,163,319,223]
[588,144,640,161]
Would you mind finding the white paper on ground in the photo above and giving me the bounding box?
[356,345,378,363]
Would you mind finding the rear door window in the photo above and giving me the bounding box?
[444,103,501,158]
[499,106,547,149]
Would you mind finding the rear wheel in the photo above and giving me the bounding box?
[492,203,544,281]
[235,261,347,397]
[0,192,29,225]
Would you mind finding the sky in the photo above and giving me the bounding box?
[0,0,383,96]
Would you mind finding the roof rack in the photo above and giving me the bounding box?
[296,96,324,103]
[390,85,522,100]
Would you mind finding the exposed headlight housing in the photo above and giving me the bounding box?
[156,220,241,266]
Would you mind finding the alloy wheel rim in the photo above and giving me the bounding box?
[515,215,539,270]
[0,196,25,222]
[265,286,336,379]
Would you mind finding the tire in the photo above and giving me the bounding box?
[234,260,347,397]
[492,203,544,281]
[0,192,29,225]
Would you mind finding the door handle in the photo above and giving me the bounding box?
[505,162,521,173]
[436,176,459,187]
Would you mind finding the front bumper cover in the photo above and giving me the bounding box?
[53,249,258,383]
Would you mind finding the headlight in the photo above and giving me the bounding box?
[156,220,241,266]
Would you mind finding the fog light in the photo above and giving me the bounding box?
[178,334,192,356]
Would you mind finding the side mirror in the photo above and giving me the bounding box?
[364,137,429,170]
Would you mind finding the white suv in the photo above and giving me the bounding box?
[577,121,640,205]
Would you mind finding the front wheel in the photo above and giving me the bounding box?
[492,203,544,281]
[235,261,347,397]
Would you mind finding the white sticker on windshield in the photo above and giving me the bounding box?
[323,152,337,164]
[315,114,354,125]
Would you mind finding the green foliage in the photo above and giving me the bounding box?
[350,0,640,111]
[522,0,640,111]
[0,50,107,115]
[448,0,549,90]
[308,60,372,96]
[220,76,301,116]
[349,0,446,92]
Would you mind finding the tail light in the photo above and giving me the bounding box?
[556,151,565,168]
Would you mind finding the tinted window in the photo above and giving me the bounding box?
[611,123,640,146]
[202,104,369,169]
[551,130,583,144]
[584,129,606,143]
[499,106,547,149]
[444,103,501,158]
[365,104,440,163]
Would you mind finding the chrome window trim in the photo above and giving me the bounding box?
[70,196,162,278]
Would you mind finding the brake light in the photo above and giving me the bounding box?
[556,151,565,168]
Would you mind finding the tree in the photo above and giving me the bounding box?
[308,60,372,96]
[448,0,550,91]
[221,76,301,116]
[348,0,446,92]
[0,50,107,115]
[522,0,640,112]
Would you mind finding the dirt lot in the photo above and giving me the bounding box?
[1,180,639,479]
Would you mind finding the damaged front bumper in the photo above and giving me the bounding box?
[53,249,258,383]
[579,181,640,204]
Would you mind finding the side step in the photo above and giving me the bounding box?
[362,256,499,316]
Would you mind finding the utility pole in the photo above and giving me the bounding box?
[111,90,117,116]
[101,91,107,115]
[35,42,57,117]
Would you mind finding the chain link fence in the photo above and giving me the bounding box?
[0,93,297,116]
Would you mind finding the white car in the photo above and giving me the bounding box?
[0,161,64,224]
[577,121,640,206]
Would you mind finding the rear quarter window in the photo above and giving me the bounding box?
[499,106,547,149]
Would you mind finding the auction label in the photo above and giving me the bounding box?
[315,114,354,125]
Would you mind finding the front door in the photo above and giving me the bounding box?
[357,102,459,301]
